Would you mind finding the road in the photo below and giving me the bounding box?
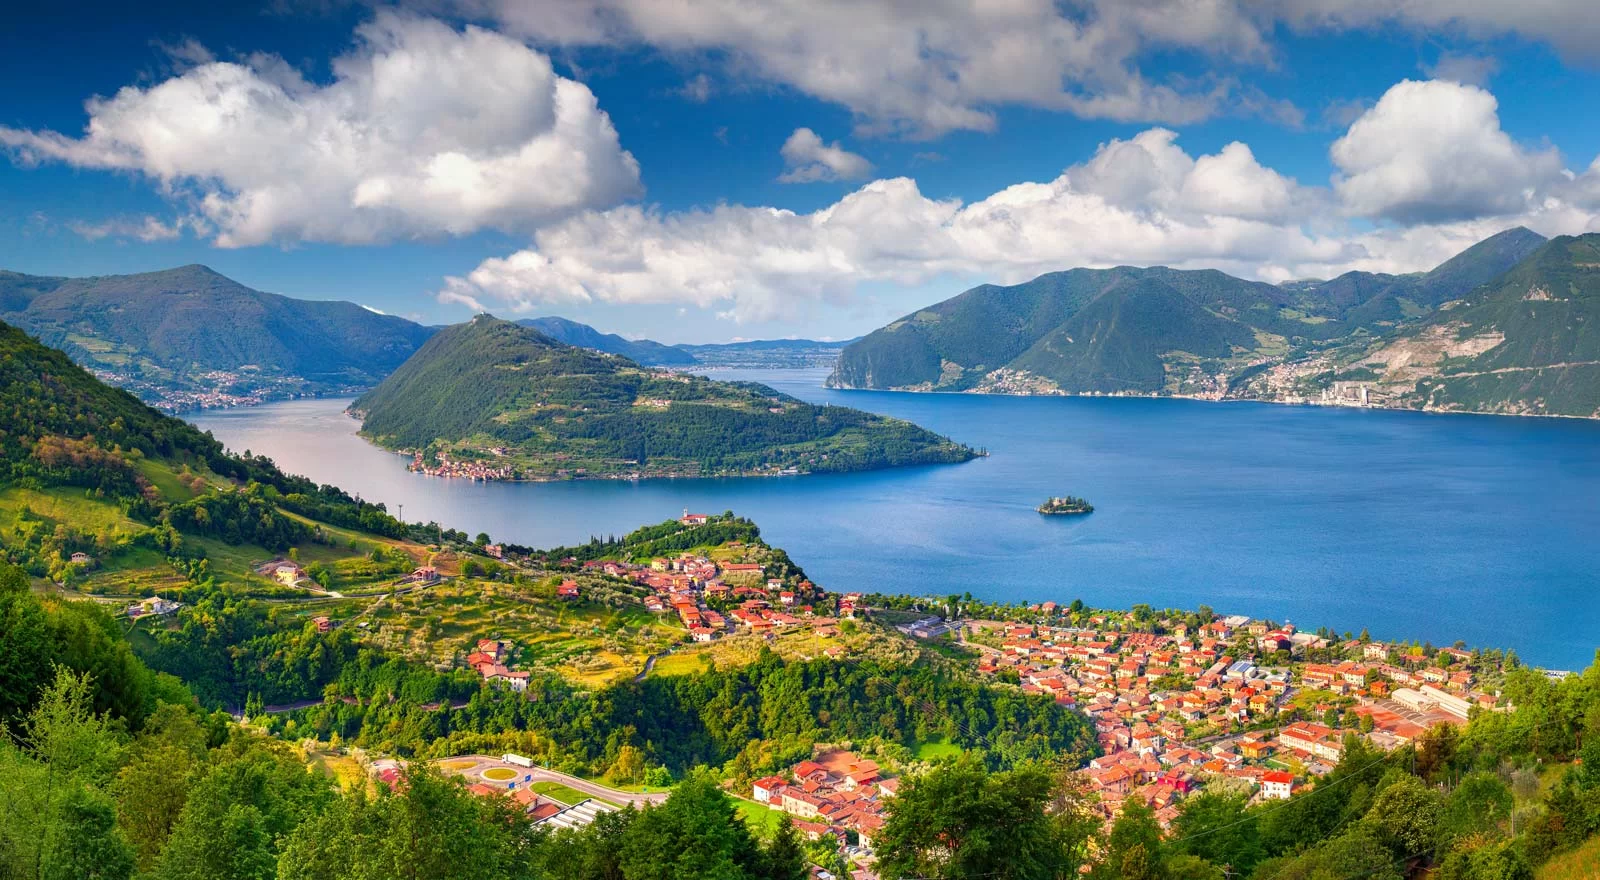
[523,766,667,807]
[440,755,668,807]
[634,652,663,682]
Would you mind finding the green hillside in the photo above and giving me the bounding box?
[354,315,975,478]
[828,227,1547,402]
[1008,276,1260,393]
[0,264,436,409]
[0,317,442,589]
[1416,225,1552,306]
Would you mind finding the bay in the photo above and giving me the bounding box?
[190,368,1600,670]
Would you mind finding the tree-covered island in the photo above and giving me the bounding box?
[350,315,977,481]
[1039,495,1095,515]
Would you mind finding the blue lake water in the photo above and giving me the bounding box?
[191,369,1600,670]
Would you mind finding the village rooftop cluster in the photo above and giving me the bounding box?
[750,751,896,857]
[963,608,1506,828]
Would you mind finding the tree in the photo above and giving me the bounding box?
[1165,854,1224,880]
[1362,775,1441,858]
[759,817,808,880]
[116,741,200,870]
[1254,826,1402,880]
[1439,772,1512,842]
[25,667,124,784]
[0,564,54,725]
[1434,840,1533,880]
[612,745,646,785]
[616,771,765,880]
[113,704,209,869]
[41,787,135,880]
[1169,792,1261,875]
[1415,723,1460,783]
[877,757,1093,880]
[1097,801,1165,880]
[153,743,333,880]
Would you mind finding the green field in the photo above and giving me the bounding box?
[648,650,712,677]
[0,486,140,535]
[914,739,963,761]
[735,800,788,838]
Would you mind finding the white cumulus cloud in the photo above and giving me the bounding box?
[1330,79,1564,223]
[467,0,1280,137]
[439,79,1600,323]
[0,13,641,247]
[777,129,873,183]
[448,0,1600,138]
[66,215,184,243]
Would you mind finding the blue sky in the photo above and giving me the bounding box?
[4,1,1600,343]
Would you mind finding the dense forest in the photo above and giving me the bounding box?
[354,315,975,477]
[278,647,1097,778]
[0,318,407,515]
[0,664,813,880]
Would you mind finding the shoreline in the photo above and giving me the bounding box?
[824,381,1600,423]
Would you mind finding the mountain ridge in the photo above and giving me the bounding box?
[0,264,436,410]
[828,227,1557,410]
[517,315,698,366]
[1243,232,1600,417]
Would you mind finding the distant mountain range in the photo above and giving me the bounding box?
[0,263,848,411]
[0,265,435,410]
[516,316,698,366]
[353,315,973,480]
[14,225,1599,422]
[520,315,851,368]
[826,227,1600,418]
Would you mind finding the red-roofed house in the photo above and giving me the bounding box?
[1261,771,1295,800]
[753,775,789,803]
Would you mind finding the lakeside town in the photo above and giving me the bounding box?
[273,510,1527,879]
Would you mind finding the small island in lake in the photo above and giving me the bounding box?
[1038,496,1094,515]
